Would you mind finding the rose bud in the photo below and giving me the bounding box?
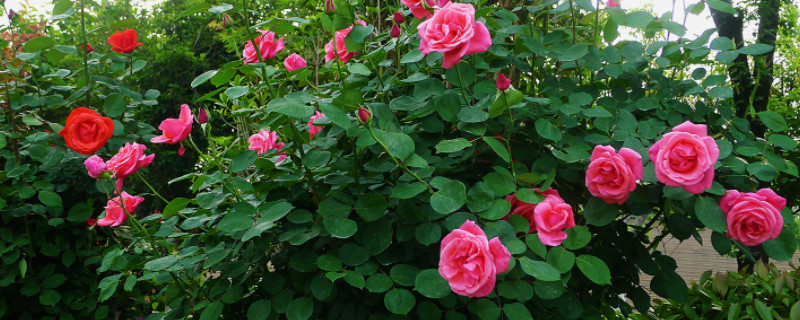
[393,11,405,24]
[390,24,401,38]
[496,73,511,91]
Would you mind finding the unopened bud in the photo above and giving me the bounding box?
[324,0,335,15]
[357,107,372,124]
[393,12,405,24]
[81,43,94,53]
[390,24,401,38]
[8,9,17,21]
[496,73,511,91]
[222,14,232,27]
[197,108,208,124]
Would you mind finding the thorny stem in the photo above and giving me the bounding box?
[136,172,168,204]
[288,122,321,203]
[455,64,470,104]
[80,0,90,107]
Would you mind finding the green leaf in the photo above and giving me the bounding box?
[199,302,224,320]
[225,86,249,100]
[401,49,424,64]
[38,190,62,207]
[391,182,428,199]
[763,228,797,261]
[261,201,294,222]
[384,289,415,315]
[518,257,561,281]
[143,255,178,271]
[319,103,351,130]
[415,222,441,246]
[707,0,737,14]
[739,43,773,55]
[344,25,374,51]
[38,289,61,306]
[747,162,779,182]
[709,86,733,99]
[287,297,313,320]
[483,137,511,163]
[576,255,611,285]
[473,299,501,320]
[196,190,225,209]
[163,197,191,218]
[192,70,217,88]
[535,118,562,142]
[557,43,588,61]
[231,150,259,172]
[367,273,393,293]
[754,300,773,320]
[625,11,654,28]
[355,194,387,221]
[694,196,727,233]
[102,93,126,118]
[177,3,212,19]
[414,269,450,299]
[23,36,54,52]
[247,299,271,320]
[324,217,358,238]
[584,197,618,226]
[546,246,576,273]
[373,129,415,160]
[768,134,798,150]
[435,138,472,153]
[711,231,732,255]
[208,3,233,14]
[241,222,274,241]
[503,302,533,320]
[430,180,467,214]
[758,111,788,132]
[563,226,591,250]
[347,63,371,76]
[515,188,544,204]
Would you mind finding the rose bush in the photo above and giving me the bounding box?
[2,0,799,319]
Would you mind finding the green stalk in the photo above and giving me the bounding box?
[365,125,433,193]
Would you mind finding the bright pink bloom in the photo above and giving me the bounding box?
[607,0,620,7]
[307,111,326,139]
[357,107,372,124]
[418,3,492,69]
[586,145,643,205]
[84,155,108,179]
[402,0,450,19]
[96,191,143,227]
[393,11,405,24]
[325,20,367,63]
[106,142,155,182]
[151,104,193,156]
[439,220,510,297]
[283,53,307,72]
[243,30,285,64]
[496,73,510,90]
[720,189,785,246]
[533,194,575,246]
[390,24,401,38]
[649,121,719,194]
[504,188,560,233]
[248,129,287,163]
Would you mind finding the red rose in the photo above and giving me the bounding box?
[59,107,115,155]
[108,29,143,53]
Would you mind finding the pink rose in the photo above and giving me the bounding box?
[197,108,209,124]
[417,2,492,69]
[84,155,108,179]
[96,191,143,227]
[533,194,575,246]
[151,104,193,155]
[439,220,510,297]
[106,142,155,181]
[243,30,285,64]
[283,53,307,72]
[504,188,561,233]
[496,73,510,90]
[401,0,450,19]
[648,121,719,194]
[307,111,326,139]
[607,0,620,7]
[720,189,785,246]
[324,20,367,63]
[586,145,643,204]
[248,129,287,163]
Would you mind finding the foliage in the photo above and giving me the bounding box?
[634,263,800,320]
[2,0,800,319]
